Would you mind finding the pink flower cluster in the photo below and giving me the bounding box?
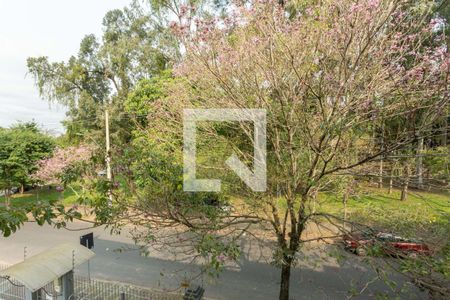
[168,4,197,38]
[350,0,379,14]
[33,145,93,184]
[176,0,448,108]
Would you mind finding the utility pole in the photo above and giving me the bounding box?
[105,108,113,206]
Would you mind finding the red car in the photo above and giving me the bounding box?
[343,231,431,257]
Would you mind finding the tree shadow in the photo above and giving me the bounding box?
[78,237,426,300]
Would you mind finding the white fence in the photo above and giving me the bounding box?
[0,265,183,300]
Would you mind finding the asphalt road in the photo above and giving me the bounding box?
[0,221,425,299]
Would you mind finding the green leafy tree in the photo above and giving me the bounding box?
[0,123,55,206]
[27,2,173,145]
[0,124,85,237]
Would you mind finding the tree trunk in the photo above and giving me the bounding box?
[443,110,448,178]
[279,262,291,300]
[401,182,408,201]
[426,169,432,191]
[311,189,318,214]
[416,137,424,189]
[378,123,385,189]
[388,167,394,194]
[20,184,24,194]
[4,189,10,209]
[378,158,383,188]
[401,164,410,201]
[343,192,348,222]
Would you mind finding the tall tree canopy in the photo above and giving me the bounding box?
[27,1,176,144]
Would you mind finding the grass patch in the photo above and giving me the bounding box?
[316,187,450,223]
[0,187,79,207]
[312,188,450,247]
[231,187,449,245]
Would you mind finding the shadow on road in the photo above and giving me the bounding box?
[77,237,425,300]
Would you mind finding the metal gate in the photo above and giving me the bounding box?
[0,276,25,300]
[1,265,182,300]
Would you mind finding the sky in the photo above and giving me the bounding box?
[0,0,131,134]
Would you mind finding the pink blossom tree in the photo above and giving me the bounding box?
[139,1,449,298]
[34,145,93,186]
